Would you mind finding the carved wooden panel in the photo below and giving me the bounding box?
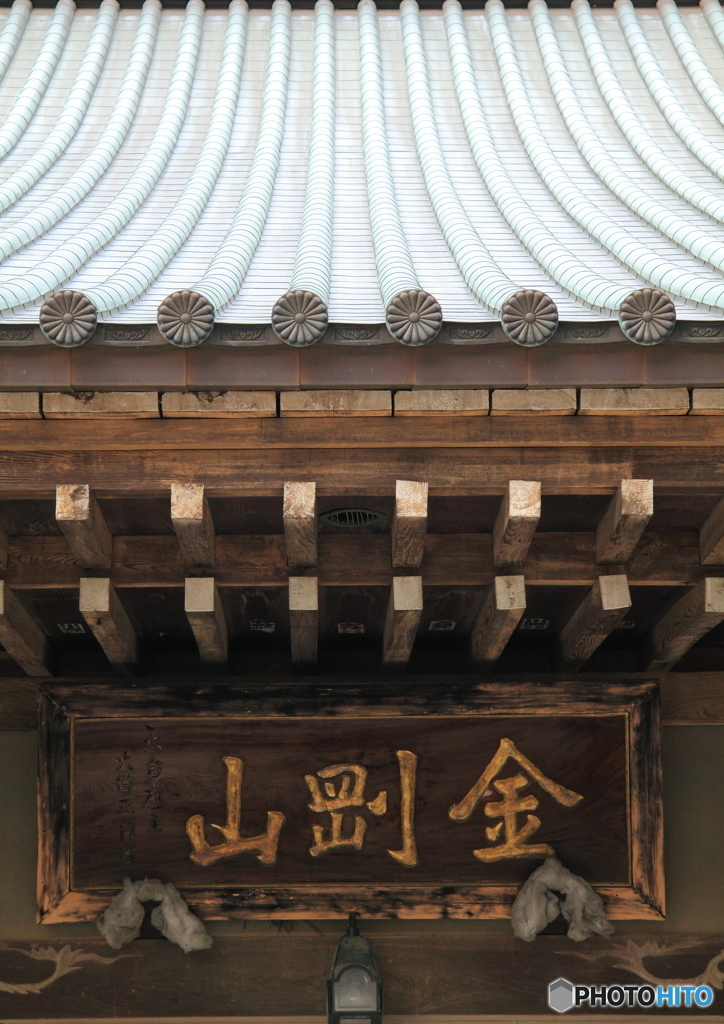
[38,680,663,923]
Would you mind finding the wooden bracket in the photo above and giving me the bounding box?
[470,575,526,670]
[283,481,317,567]
[56,484,112,570]
[171,483,215,571]
[596,479,653,564]
[185,577,228,664]
[391,480,428,568]
[382,575,423,667]
[647,577,724,671]
[79,577,137,669]
[559,574,631,671]
[493,480,541,569]
[0,580,51,676]
[289,576,318,666]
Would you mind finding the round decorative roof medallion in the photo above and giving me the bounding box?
[39,290,97,347]
[501,289,558,347]
[157,290,214,347]
[619,288,676,346]
[272,290,328,346]
[385,289,442,346]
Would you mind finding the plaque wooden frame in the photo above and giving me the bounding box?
[37,679,663,924]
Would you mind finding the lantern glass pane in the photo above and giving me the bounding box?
[333,967,377,1010]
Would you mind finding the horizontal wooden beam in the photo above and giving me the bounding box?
[4,530,723,588]
[283,481,317,567]
[5,448,724,497]
[596,479,653,564]
[469,575,526,669]
[0,581,51,676]
[185,577,228,664]
[79,577,137,669]
[383,576,423,667]
[647,578,724,671]
[6,415,724,451]
[55,483,112,570]
[559,575,632,671]
[392,479,428,568]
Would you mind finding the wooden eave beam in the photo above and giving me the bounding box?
[0,580,51,676]
[596,479,653,564]
[699,495,724,564]
[171,483,215,571]
[185,577,228,664]
[382,576,423,668]
[559,575,632,671]
[647,577,724,671]
[283,481,317,567]
[469,575,526,670]
[391,480,428,568]
[4,530,724,588]
[79,577,137,669]
[289,576,318,667]
[55,483,112,570]
[493,480,541,568]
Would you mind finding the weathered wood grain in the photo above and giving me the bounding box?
[283,481,317,567]
[699,494,724,565]
[170,482,215,571]
[0,580,51,676]
[391,480,428,568]
[55,484,112,570]
[559,575,632,671]
[0,518,7,569]
[289,576,318,666]
[184,577,228,664]
[382,576,423,667]
[493,481,541,568]
[648,578,724,671]
[469,575,526,669]
[79,578,137,669]
[596,479,653,564]
[3,530,724,588]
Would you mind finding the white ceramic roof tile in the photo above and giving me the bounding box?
[0,3,722,331]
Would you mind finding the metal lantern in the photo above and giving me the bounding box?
[328,914,383,1024]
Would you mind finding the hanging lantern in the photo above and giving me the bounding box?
[328,914,383,1024]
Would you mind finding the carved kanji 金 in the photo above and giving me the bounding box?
[186,756,285,866]
[448,737,583,861]
[305,750,418,865]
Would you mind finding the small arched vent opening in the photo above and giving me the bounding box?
[319,508,386,528]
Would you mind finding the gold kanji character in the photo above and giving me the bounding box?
[305,750,418,865]
[449,737,583,862]
[186,756,285,867]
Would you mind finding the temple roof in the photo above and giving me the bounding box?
[0,0,723,346]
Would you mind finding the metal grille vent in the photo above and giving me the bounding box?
[319,508,386,528]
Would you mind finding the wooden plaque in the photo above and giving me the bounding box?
[38,680,663,923]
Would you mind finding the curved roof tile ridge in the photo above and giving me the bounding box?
[531,0,724,276]
[402,0,558,345]
[0,0,32,86]
[5,0,204,322]
[187,0,291,319]
[0,0,161,264]
[0,0,118,216]
[0,0,75,163]
[272,0,334,347]
[88,0,247,336]
[572,0,724,224]
[659,0,724,124]
[615,0,724,180]
[487,0,724,314]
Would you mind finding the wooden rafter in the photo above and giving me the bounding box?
[283,481,317,567]
[493,481,541,569]
[559,575,631,671]
[55,484,112,570]
[185,577,228,664]
[469,575,526,669]
[391,480,428,568]
[647,578,724,671]
[596,479,653,564]
[79,577,137,670]
[382,576,423,668]
[171,483,215,571]
[0,581,51,676]
[289,576,318,666]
